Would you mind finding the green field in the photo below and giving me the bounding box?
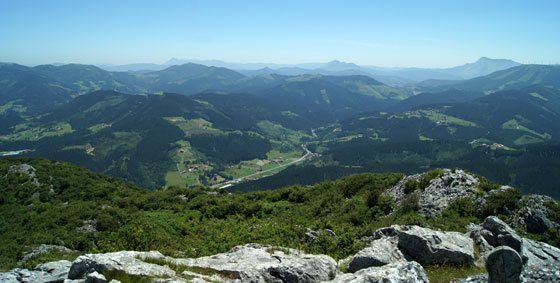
[222,149,303,180]
[93,131,142,159]
[502,118,551,143]
[0,101,27,114]
[164,117,223,136]
[0,122,73,141]
[84,95,127,112]
[87,123,112,133]
[257,120,310,145]
[165,171,199,187]
[420,110,479,128]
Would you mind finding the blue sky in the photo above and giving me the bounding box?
[0,0,559,67]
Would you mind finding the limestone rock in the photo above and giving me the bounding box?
[396,225,475,265]
[331,261,428,283]
[481,216,523,252]
[346,237,405,273]
[168,243,337,282]
[305,228,336,242]
[8,163,40,187]
[68,251,174,280]
[85,271,107,283]
[385,169,485,217]
[0,260,72,283]
[485,246,523,283]
[0,271,19,283]
[35,260,73,281]
[521,238,560,267]
[19,244,73,265]
[510,194,559,234]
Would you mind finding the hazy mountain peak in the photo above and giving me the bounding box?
[324,60,360,69]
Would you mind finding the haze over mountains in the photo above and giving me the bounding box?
[1,57,560,198]
[99,57,521,83]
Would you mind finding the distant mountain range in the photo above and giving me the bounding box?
[421,64,560,93]
[2,58,560,194]
[0,62,411,117]
[98,57,521,85]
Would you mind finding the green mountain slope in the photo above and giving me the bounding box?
[0,63,72,114]
[430,65,560,93]
[0,90,315,188]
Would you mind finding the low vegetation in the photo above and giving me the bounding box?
[0,158,558,278]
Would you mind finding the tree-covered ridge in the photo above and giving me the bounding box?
[1,158,558,272]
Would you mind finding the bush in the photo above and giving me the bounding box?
[404,169,444,194]
[477,176,500,193]
[481,189,522,217]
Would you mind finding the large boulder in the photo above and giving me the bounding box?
[0,260,72,283]
[68,251,175,280]
[385,169,491,217]
[169,243,337,282]
[521,238,560,267]
[85,271,107,283]
[396,225,475,265]
[331,261,428,283]
[510,195,559,234]
[18,244,73,265]
[346,237,406,273]
[467,216,560,269]
[481,216,523,252]
[485,246,523,283]
[35,260,73,282]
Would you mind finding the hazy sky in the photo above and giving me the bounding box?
[1,0,559,67]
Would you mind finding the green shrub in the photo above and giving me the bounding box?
[481,189,522,217]
[477,176,500,193]
[404,169,444,194]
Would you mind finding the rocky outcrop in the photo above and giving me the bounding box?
[331,261,428,283]
[485,246,523,283]
[0,260,71,283]
[85,271,106,283]
[7,163,40,187]
[466,216,560,268]
[18,244,74,265]
[521,238,560,267]
[395,225,474,265]
[386,169,488,217]
[305,228,337,242]
[167,243,337,282]
[68,251,174,280]
[480,216,523,252]
[511,194,560,234]
[1,219,559,283]
[345,237,406,273]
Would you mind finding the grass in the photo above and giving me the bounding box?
[84,96,127,113]
[425,265,485,283]
[102,269,154,283]
[141,257,239,280]
[0,101,27,114]
[502,118,551,142]
[222,149,303,180]
[20,249,82,270]
[87,123,112,133]
[529,92,548,101]
[94,131,142,158]
[0,122,73,141]
[280,110,299,118]
[514,134,545,145]
[164,117,223,136]
[257,120,310,144]
[421,110,479,128]
[419,134,434,141]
